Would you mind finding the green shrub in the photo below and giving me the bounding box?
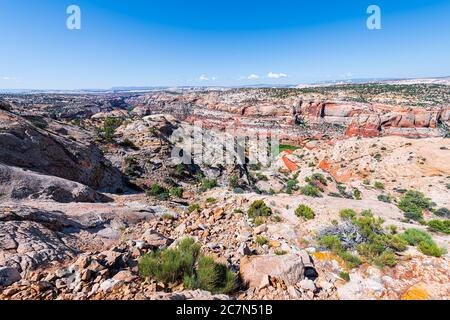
[300,185,322,197]
[147,184,169,200]
[400,229,433,246]
[275,250,288,256]
[138,238,200,283]
[318,212,413,268]
[229,175,240,188]
[206,197,217,204]
[254,216,265,227]
[397,190,433,221]
[295,204,315,220]
[374,181,385,190]
[339,209,357,220]
[353,188,362,200]
[169,187,184,198]
[196,256,237,294]
[434,207,450,218]
[339,272,350,282]
[256,236,268,246]
[247,200,272,219]
[427,220,450,234]
[311,173,328,186]
[271,215,283,223]
[187,203,201,213]
[418,240,446,257]
[373,250,398,267]
[97,117,123,142]
[377,194,392,203]
[286,179,298,194]
[201,178,217,190]
[318,235,343,252]
[339,251,362,268]
[139,238,236,294]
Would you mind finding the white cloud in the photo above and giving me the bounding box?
[247,74,260,80]
[267,72,288,79]
[199,75,217,81]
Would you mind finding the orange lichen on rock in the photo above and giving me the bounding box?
[312,252,347,270]
[401,284,430,300]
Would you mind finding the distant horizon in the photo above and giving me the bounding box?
[1,75,449,93]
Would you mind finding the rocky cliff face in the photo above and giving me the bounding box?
[0,109,125,192]
[126,92,449,140]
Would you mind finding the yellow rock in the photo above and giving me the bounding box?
[401,284,429,300]
[268,240,281,248]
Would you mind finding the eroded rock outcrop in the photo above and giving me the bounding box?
[0,110,125,192]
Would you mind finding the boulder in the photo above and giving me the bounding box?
[240,253,310,287]
[0,266,21,287]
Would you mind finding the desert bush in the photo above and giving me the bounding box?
[229,175,241,189]
[318,211,409,268]
[206,197,217,204]
[254,216,265,226]
[256,236,268,246]
[418,240,446,257]
[169,187,184,198]
[201,178,217,191]
[139,238,200,283]
[400,228,433,245]
[434,207,450,218]
[400,228,446,257]
[339,209,357,220]
[286,179,298,194]
[427,220,450,234]
[295,204,315,220]
[247,200,272,219]
[373,250,397,267]
[374,181,385,190]
[139,238,236,294]
[97,117,123,142]
[397,190,433,222]
[377,194,392,203]
[353,188,362,200]
[339,272,350,282]
[147,183,169,201]
[311,173,328,186]
[318,235,343,252]
[196,256,237,294]
[271,215,283,223]
[275,250,288,256]
[187,203,201,213]
[300,185,322,197]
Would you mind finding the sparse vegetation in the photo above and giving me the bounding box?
[427,220,450,234]
[374,181,385,190]
[400,228,446,257]
[147,183,169,201]
[318,210,411,268]
[169,187,184,198]
[300,185,322,198]
[339,209,357,220]
[295,204,315,220]
[201,178,218,191]
[139,238,236,294]
[256,236,268,246]
[377,194,392,203]
[96,117,123,142]
[247,200,272,219]
[187,203,201,213]
[397,190,433,222]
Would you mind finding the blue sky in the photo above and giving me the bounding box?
[0,0,449,89]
